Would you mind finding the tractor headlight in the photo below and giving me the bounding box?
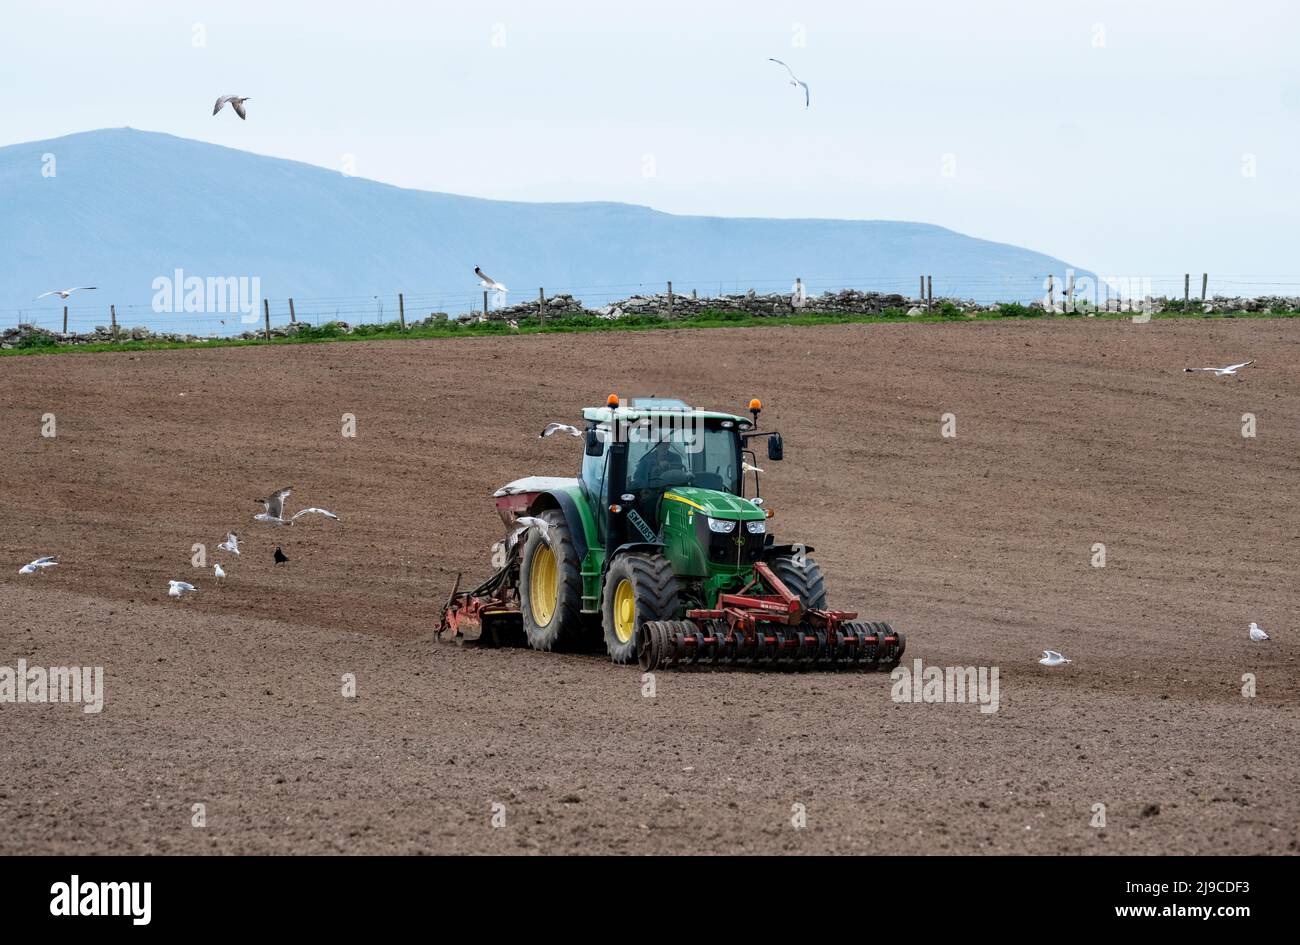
[707,517,737,534]
[745,520,766,535]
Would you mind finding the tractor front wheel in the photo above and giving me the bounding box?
[602,553,680,664]
[519,509,583,651]
[766,554,828,610]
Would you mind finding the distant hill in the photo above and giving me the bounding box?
[1,128,1085,328]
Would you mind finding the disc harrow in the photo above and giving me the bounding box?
[636,562,905,671]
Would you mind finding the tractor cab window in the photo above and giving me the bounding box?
[625,420,740,495]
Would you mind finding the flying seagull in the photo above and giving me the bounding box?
[217,532,240,556]
[253,487,340,525]
[516,515,552,544]
[1249,622,1269,642]
[1184,360,1254,377]
[168,580,197,598]
[540,422,583,439]
[1038,650,1072,666]
[18,556,58,575]
[35,287,96,300]
[475,267,507,292]
[213,95,251,120]
[274,546,288,565]
[768,58,810,107]
[213,562,226,579]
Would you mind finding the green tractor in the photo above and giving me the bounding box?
[438,396,904,670]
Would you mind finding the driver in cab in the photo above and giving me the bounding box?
[632,439,688,489]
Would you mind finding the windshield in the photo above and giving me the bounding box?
[625,419,740,494]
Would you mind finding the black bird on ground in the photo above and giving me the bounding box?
[274,546,288,564]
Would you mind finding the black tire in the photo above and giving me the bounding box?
[519,509,583,651]
[766,554,828,610]
[602,553,680,664]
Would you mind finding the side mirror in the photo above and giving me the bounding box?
[585,428,604,456]
[767,432,784,461]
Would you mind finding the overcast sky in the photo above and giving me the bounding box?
[4,0,1297,289]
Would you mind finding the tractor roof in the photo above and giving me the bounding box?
[582,403,753,428]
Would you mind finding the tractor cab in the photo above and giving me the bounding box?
[578,397,772,542]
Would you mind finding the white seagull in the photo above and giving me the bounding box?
[516,515,552,544]
[217,532,240,556]
[1248,622,1269,642]
[213,95,251,120]
[474,267,507,293]
[540,422,583,439]
[168,580,198,598]
[1184,360,1254,377]
[254,486,340,525]
[1038,650,1072,666]
[213,563,226,579]
[768,58,810,107]
[18,556,58,575]
[35,287,96,300]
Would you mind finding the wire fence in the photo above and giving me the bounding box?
[5,273,1299,339]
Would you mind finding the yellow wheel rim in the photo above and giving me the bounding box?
[613,578,636,644]
[529,544,558,626]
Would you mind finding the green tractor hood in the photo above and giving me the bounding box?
[662,487,766,522]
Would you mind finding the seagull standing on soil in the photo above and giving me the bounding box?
[35,287,96,301]
[213,95,251,119]
[1038,650,1072,666]
[18,556,58,574]
[217,532,240,556]
[253,487,339,525]
[213,563,226,579]
[1184,360,1254,377]
[768,58,810,107]
[540,422,583,439]
[1249,622,1269,642]
[168,580,197,598]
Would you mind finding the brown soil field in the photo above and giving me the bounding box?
[1,318,1297,855]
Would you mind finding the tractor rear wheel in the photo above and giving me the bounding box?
[766,554,828,610]
[519,509,583,651]
[602,553,680,664]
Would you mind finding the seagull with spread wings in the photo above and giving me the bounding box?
[36,287,96,301]
[1184,360,1254,377]
[213,95,251,120]
[254,486,340,525]
[540,422,583,439]
[768,58,810,107]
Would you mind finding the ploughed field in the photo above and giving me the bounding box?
[1,317,1297,854]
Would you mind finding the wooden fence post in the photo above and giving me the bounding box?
[398,293,406,332]
[263,299,271,340]
[1201,273,1208,302]
[926,275,933,312]
[538,287,546,321]
[62,306,68,335]
[288,297,297,324]
[1184,273,1190,305]
[483,290,489,315]
[919,276,925,302]
[110,304,117,340]
[667,281,674,317]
